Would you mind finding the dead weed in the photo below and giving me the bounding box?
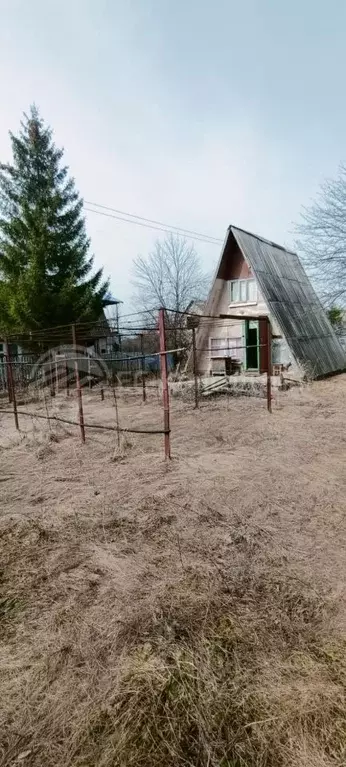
[1,567,346,767]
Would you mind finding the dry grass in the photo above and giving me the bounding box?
[110,433,133,463]
[1,565,346,767]
[0,377,346,766]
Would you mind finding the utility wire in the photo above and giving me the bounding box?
[85,200,223,243]
[85,203,223,246]
[3,310,158,340]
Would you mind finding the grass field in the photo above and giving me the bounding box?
[1,376,346,766]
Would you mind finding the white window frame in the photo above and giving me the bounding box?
[230,278,257,305]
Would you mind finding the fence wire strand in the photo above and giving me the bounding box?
[1,308,274,452]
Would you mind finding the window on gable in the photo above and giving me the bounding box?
[230,281,240,303]
[230,279,257,304]
[247,279,257,302]
[239,280,247,302]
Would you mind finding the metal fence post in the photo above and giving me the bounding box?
[5,339,19,430]
[88,355,92,390]
[140,333,146,403]
[158,308,171,459]
[112,385,121,449]
[55,358,59,395]
[66,360,70,397]
[71,324,86,442]
[49,355,55,397]
[192,326,199,409]
[3,339,12,403]
[267,318,272,413]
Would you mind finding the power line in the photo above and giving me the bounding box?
[3,311,156,341]
[84,202,223,246]
[85,200,223,243]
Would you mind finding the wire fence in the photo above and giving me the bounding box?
[0,308,276,458]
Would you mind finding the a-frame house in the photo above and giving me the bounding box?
[194,225,345,378]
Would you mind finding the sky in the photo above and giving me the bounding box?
[1,0,346,312]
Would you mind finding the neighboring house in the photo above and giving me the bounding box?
[0,294,122,359]
[85,294,123,355]
[185,300,206,330]
[0,342,19,390]
[0,342,22,359]
[194,225,345,379]
[186,300,206,316]
[0,295,123,391]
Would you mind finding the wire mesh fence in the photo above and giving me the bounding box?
[0,307,276,457]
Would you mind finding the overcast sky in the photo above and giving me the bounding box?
[1,0,346,311]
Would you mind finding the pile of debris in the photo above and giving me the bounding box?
[200,376,266,399]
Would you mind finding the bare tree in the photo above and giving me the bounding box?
[132,234,209,361]
[132,233,209,317]
[295,164,346,306]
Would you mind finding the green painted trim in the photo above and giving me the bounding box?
[244,319,259,371]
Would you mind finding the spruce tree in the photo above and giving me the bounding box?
[0,106,109,336]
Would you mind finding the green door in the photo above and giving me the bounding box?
[245,320,259,370]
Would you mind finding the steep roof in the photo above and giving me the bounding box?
[186,300,206,314]
[216,226,345,377]
[103,293,122,307]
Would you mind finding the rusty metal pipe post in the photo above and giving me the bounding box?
[192,326,199,409]
[66,361,70,397]
[71,324,86,442]
[88,355,92,390]
[140,333,146,403]
[49,356,55,398]
[3,339,13,403]
[267,318,272,413]
[5,339,19,430]
[158,308,171,459]
[112,385,121,449]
